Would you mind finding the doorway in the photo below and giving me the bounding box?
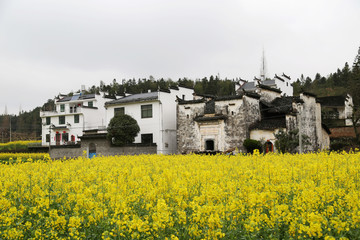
[265,141,274,153]
[205,140,215,151]
[89,143,96,158]
[55,133,61,146]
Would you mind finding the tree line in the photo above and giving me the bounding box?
[1,47,359,142]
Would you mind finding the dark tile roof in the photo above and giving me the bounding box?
[317,95,347,107]
[244,91,261,99]
[194,114,227,122]
[258,84,282,93]
[301,91,317,97]
[177,98,206,105]
[250,117,286,130]
[268,97,294,114]
[57,93,96,102]
[214,95,243,101]
[262,79,276,86]
[105,92,158,106]
[240,82,255,90]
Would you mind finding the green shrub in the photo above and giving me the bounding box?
[243,139,263,154]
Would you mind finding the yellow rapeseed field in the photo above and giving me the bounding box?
[0,151,359,239]
[0,153,50,162]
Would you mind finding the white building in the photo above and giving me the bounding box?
[40,92,112,146]
[104,86,194,154]
[236,73,293,96]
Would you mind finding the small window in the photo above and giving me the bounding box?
[62,133,69,143]
[141,134,153,144]
[114,107,125,116]
[59,116,65,125]
[74,115,79,123]
[88,101,93,107]
[205,140,214,151]
[141,104,152,118]
[46,117,51,125]
[46,134,50,143]
[60,104,65,112]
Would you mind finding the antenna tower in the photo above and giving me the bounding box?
[260,48,267,81]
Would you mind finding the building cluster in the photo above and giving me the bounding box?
[40,74,353,156]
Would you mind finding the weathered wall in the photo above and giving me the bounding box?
[50,140,157,159]
[299,94,319,151]
[177,95,261,153]
[258,89,281,102]
[177,102,204,154]
[321,128,330,150]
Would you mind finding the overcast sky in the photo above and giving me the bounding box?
[1,0,359,115]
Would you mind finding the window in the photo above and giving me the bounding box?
[74,115,79,123]
[114,107,125,116]
[59,116,65,125]
[141,104,152,118]
[141,134,153,144]
[46,134,50,143]
[62,132,69,143]
[88,101,93,107]
[60,104,65,112]
[46,117,51,125]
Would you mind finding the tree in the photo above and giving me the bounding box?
[350,105,360,144]
[107,114,140,146]
[274,129,310,153]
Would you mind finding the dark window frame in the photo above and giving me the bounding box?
[74,115,80,123]
[88,101,93,107]
[114,107,125,116]
[46,117,51,125]
[59,116,65,125]
[60,104,65,112]
[141,133,153,144]
[141,104,152,118]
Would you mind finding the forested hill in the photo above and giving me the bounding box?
[293,46,360,105]
[1,46,359,142]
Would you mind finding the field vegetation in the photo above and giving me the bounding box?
[0,152,359,239]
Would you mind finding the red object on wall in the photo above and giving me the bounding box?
[63,131,66,133]
[56,131,59,134]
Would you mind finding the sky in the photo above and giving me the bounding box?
[0,0,359,115]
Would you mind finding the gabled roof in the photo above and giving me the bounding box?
[240,81,256,90]
[105,92,158,106]
[57,93,96,103]
[250,117,286,130]
[258,84,282,93]
[317,95,348,107]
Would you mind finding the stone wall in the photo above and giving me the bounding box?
[177,95,261,153]
[49,139,157,159]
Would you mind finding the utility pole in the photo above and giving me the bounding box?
[9,115,11,142]
[298,104,303,154]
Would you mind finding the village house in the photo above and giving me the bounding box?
[177,81,331,153]
[317,94,353,127]
[235,73,293,96]
[40,91,112,147]
[104,86,194,154]
[250,92,331,152]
